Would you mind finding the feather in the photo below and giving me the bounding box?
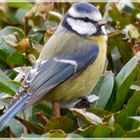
[0,42,99,131]
[0,93,29,130]
[25,44,99,107]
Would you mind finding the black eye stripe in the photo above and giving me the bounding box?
[83,17,91,22]
[68,15,97,24]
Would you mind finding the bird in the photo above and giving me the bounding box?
[0,2,107,131]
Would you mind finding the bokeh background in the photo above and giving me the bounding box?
[0,1,140,138]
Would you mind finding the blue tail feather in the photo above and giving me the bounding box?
[0,93,29,131]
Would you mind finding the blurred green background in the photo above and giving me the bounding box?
[0,1,140,138]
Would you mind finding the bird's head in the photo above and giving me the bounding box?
[62,2,107,36]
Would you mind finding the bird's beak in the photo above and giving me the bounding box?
[98,20,107,26]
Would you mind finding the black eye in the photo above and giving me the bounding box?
[83,17,90,22]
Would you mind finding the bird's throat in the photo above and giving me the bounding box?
[87,35,107,43]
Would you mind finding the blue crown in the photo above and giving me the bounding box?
[74,2,99,13]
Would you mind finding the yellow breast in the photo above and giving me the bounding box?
[45,35,107,103]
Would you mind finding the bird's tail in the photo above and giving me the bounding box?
[0,93,29,131]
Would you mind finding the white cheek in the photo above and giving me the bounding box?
[67,18,97,35]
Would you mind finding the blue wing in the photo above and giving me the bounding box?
[0,43,99,131]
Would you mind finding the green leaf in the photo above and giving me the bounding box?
[2,34,17,47]
[0,26,24,43]
[70,108,102,125]
[15,8,26,24]
[0,49,9,62]
[132,116,140,129]
[66,133,83,138]
[94,71,114,109]
[42,130,66,138]
[130,116,140,122]
[114,90,140,130]
[8,118,23,137]
[0,82,15,96]
[0,28,21,64]
[108,32,133,64]
[0,127,10,137]
[7,51,26,66]
[112,124,125,137]
[0,42,15,55]
[86,108,112,118]
[0,73,18,95]
[21,134,41,138]
[108,4,131,28]
[91,76,104,96]
[116,56,139,88]
[77,124,112,137]
[45,117,78,133]
[0,4,8,23]
[126,24,140,39]
[7,2,33,10]
[111,55,140,112]
[6,13,20,25]
[123,129,140,137]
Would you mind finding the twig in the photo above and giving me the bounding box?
[24,16,29,36]
[108,30,124,38]
[14,32,20,42]
[10,128,17,138]
[14,116,44,134]
[36,111,49,125]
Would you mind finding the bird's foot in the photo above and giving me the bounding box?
[74,96,91,108]
[74,95,99,108]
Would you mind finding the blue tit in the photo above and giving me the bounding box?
[0,2,107,130]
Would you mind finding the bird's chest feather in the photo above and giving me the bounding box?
[45,35,107,102]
